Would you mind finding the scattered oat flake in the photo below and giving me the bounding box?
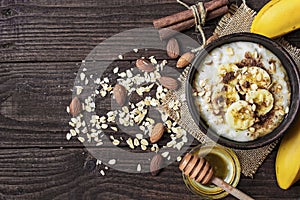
[96,142,103,146]
[103,77,109,83]
[166,140,176,148]
[149,56,157,65]
[101,124,108,129]
[126,138,135,149]
[76,86,83,95]
[137,164,141,172]
[118,72,127,78]
[67,54,195,177]
[161,152,169,158]
[80,73,85,81]
[95,78,101,84]
[100,170,105,176]
[182,136,188,143]
[113,67,119,74]
[96,160,102,165]
[126,70,133,78]
[111,126,118,131]
[66,133,72,140]
[76,122,82,129]
[71,117,77,123]
[70,129,76,136]
[85,105,92,112]
[108,159,116,165]
[136,133,143,140]
[78,137,85,143]
[177,156,182,162]
[100,90,107,97]
[112,139,120,146]
[66,106,70,113]
[141,145,147,151]
[140,139,149,146]
[134,138,140,146]
[100,116,106,123]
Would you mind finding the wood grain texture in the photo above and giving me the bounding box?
[0,0,299,199]
[0,0,212,62]
[0,148,299,200]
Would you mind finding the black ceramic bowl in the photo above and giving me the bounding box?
[186,33,300,149]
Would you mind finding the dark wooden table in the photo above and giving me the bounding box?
[0,0,299,199]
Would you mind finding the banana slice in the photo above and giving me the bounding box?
[212,85,240,112]
[246,89,274,116]
[225,100,255,130]
[239,66,271,92]
[218,64,239,85]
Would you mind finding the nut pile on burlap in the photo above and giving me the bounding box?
[161,3,300,177]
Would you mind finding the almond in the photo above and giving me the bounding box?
[176,52,195,68]
[70,97,82,116]
[136,58,155,72]
[150,123,165,143]
[158,77,178,90]
[113,84,127,106]
[166,38,180,59]
[150,154,164,176]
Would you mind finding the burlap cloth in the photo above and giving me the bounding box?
[161,3,300,177]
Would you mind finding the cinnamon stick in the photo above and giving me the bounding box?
[158,5,228,40]
[158,19,195,41]
[153,0,228,29]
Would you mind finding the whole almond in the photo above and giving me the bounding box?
[136,59,155,72]
[158,77,178,90]
[113,84,127,106]
[176,52,195,68]
[150,123,165,143]
[69,97,82,117]
[150,154,164,176]
[166,38,180,59]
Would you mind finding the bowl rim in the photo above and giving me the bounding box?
[186,32,300,149]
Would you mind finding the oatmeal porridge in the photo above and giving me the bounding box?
[193,41,291,142]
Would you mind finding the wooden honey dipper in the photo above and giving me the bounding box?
[179,153,254,200]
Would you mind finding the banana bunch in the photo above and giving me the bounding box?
[276,114,300,190]
[213,64,274,130]
[251,0,300,38]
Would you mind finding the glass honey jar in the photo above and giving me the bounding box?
[182,143,241,199]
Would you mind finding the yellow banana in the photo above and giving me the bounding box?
[239,67,271,93]
[218,63,239,86]
[276,114,300,189]
[212,85,240,112]
[225,100,255,130]
[251,0,300,38]
[245,89,274,116]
